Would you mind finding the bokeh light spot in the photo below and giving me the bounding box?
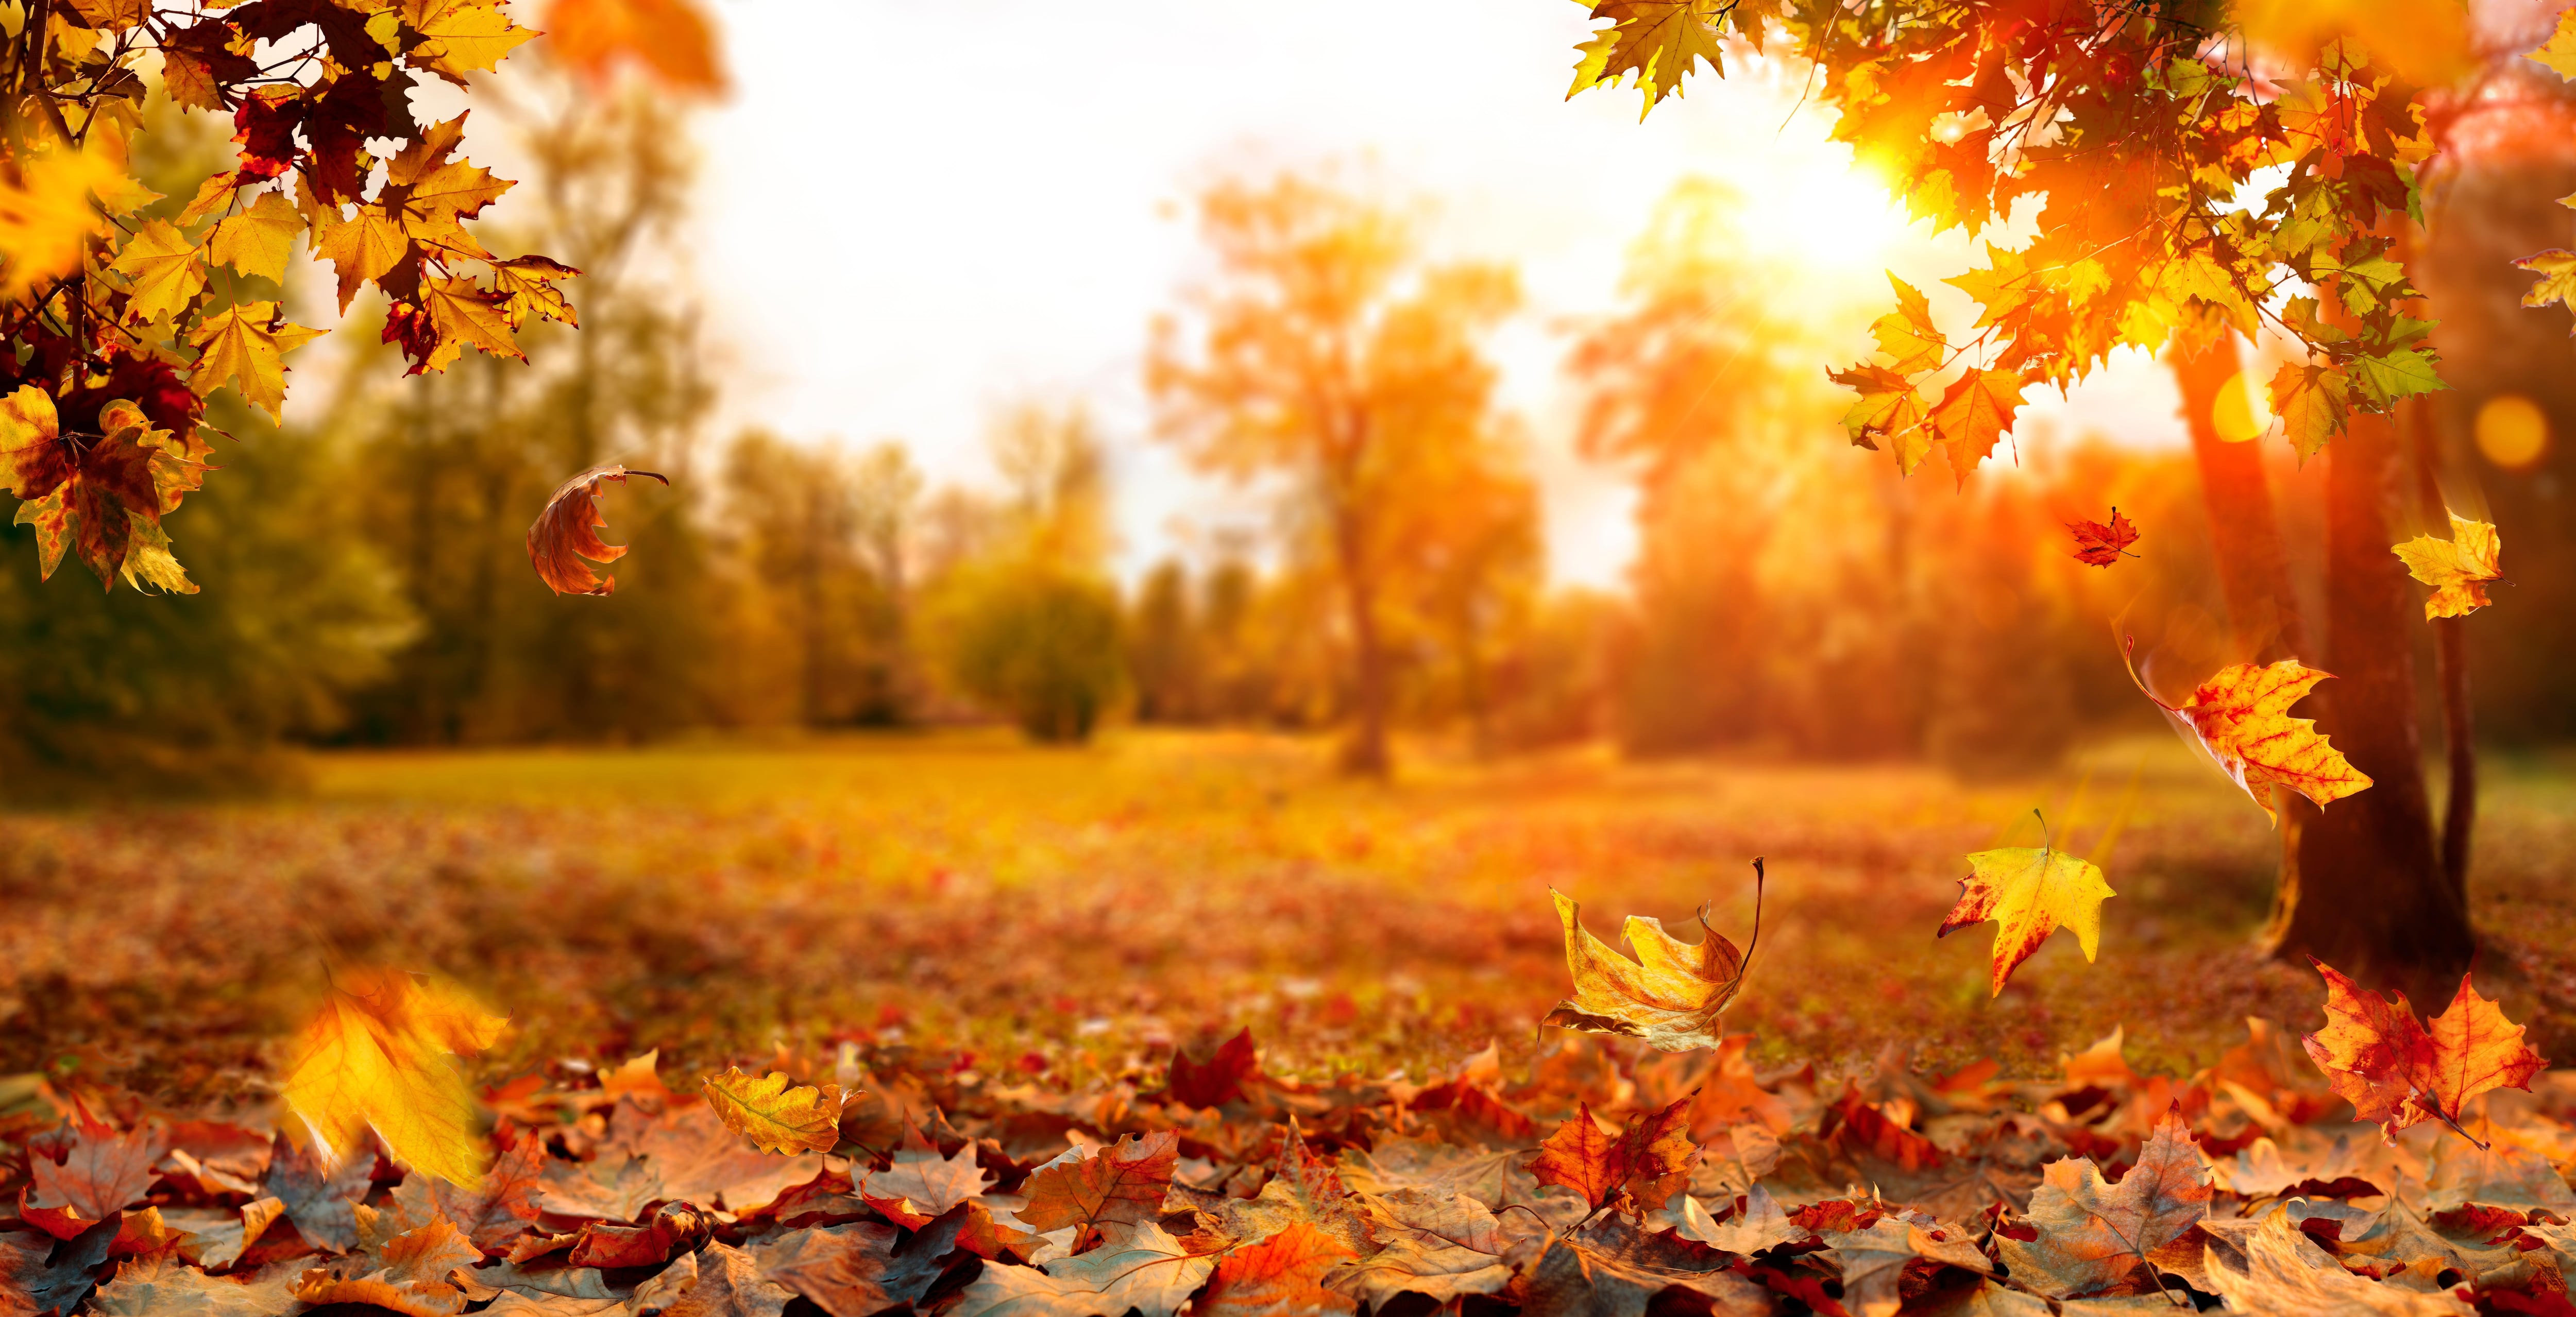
[2476,394,2549,471]
[2213,371,2270,442]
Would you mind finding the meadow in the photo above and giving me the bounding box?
[9,729,2574,1113]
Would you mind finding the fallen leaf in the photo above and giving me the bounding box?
[389,1131,546,1250]
[1993,1112,2210,1298]
[1529,1097,1698,1216]
[1164,1029,1261,1108]
[1198,1220,1357,1317]
[280,967,505,1190]
[263,1131,377,1253]
[630,1242,794,1317]
[1018,1130,1177,1234]
[2067,507,2142,567]
[1542,862,1760,1052]
[702,1068,842,1155]
[2204,1212,2472,1315]
[1823,1216,1995,1317]
[527,463,670,596]
[88,1253,301,1316]
[750,1221,947,1317]
[1939,825,2115,996]
[2393,514,2502,620]
[952,1222,1214,1317]
[1334,1189,1510,1306]
[2128,637,2372,825]
[1509,1222,1768,1317]
[2302,960,2547,1146]
[291,1215,482,1316]
[4,1221,120,1317]
[1678,1185,1799,1255]
[24,1123,164,1239]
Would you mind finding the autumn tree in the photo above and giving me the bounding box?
[1149,173,1520,776]
[1560,0,2553,985]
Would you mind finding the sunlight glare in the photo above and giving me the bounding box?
[1726,144,1917,294]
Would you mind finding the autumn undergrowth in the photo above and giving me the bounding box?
[4,730,2573,1113]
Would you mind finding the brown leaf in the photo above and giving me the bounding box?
[2204,1212,2471,1315]
[527,464,670,596]
[568,1202,709,1269]
[1198,1220,1355,1317]
[389,1131,547,1250]
[1992,1111,2210,1299]
[1823,1216,1995,1317]
[262,1132,377,1254]
[1017,1130,1177,1234]
[1508,1222,1768,1317]
[1163,1029,1262,1108]
[23,1123,164,1240]
[1529,1097,1699,1216]
[629,1242,794,1317]
[1543,868,1759,1052]
[750,1220,950,1317]
[291,1215,482,1317]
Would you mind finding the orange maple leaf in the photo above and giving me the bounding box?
[2301,959,2547,1147]
[1019,1130,1180,1234]
[1528,1096,1698,1217]
[2066,507,2141,566]
[1196,1221,1355,1317]
[528,463,670,596]
[2124,635,2371,825]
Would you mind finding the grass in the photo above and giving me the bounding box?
[4,729,2571,1113]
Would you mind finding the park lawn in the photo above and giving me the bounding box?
[3,728,2571,1111]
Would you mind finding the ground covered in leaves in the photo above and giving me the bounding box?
[5,731,2576,1314]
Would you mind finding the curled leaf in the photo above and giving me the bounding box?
[2125,636,2370,825]
[1543,860,1760,1052]
[527,463,669,596]
[702,1067,843,1155]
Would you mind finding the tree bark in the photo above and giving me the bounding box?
[2409,401,2475,899]
[2277,405,2475,989]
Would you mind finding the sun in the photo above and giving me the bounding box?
[1704,120,1926,307]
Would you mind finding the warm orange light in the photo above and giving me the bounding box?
[2213,371,2270,442]
[2475,394,2549,470]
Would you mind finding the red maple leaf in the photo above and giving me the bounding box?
[2067,507,2141,566]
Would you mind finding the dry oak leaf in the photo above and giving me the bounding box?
[951,1221,1215,1317]
[280,967,506,1191]
[188,299,324,423]
[2204,1211,2472,1315]
[529,463,670,596]
[1543,860,1760,1053]
[702,1068,843,1155]
[2300,959,2547,1147]
[1823,1216,1996,1317]
[1199,1220,1357,1317]
[1938,828,2114,997]
[542,0,728,92]
[2067,507,2141,567]
[2393,514,2502,620]
[2128,636,2371,825]
[1529,1097,1699,1216]
[1017,1130,1178,1234]
[1993,1111,2210,1299]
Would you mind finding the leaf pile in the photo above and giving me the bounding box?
[6,1001,2574,1317]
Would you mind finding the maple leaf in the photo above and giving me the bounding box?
[1928,366,2027,484]
[265,1130,377,1253]
[2393,514,2502,620]
[952,1222,1214,1317]
[1198,1220,1358,1317]
[388,1131,546,1250]
[528,463,671,596]
[543,0,729,92]
[1337,1190,1511,1307]
[1511,1223,1760,1317]
[2301,959,2547,1148]
[567,1200,709,1267]
[1677,1184,1799,1254]
[2066,507,2141,567]
[702,1067,844,1154]
[107,219,206,323]
[632,1241,798,1316]
[490,254,581,329]
[752,1220,954,1317]
[313,210,414,313]
[1938,813,2115,997]
[23,1121,164,1239]
[2269,361,2350,463]
[1018,1129,1178,1233]
[208,191,307,284]
[0,1219,113,1317]
[860,1132,991,1222]
[2532,7,2576,79]
[1570,1,1730,114]
[1163,1028,1261,1107]
[1528,1096,1698,1217]
[188,300,325,423]
[280,966,506,1190]
[88,1252,301,1317]
[1993,1111,2210,1299]
[1823,1216,1995,1317]
[402,0,540,82]
[1871,274,1945,373]
[2205,1211,2472,1316]
[2126,636,2372,825]
[1542,861,1759,1052]
[1829,362,1933,474]
[290,1213,482,1315]
[0,389,204,593]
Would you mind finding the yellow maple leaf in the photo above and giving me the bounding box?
[1543,862,1760,1052]
[0,144,122,302]
[1938,814,2114,997]
[418,275,523,372]
[281,967,506,1189]
[189,300,325,422]
[107,219,206,323]
[313,210,414,312]
[1929,366,2026,484]
[701,1067,844,1155]
[490,255,580,328]
[209,191,308,284]
[2528,7,2576,80]
[2393,512,2501,620]
[403,0,539,79]
[2127,637,2372,825]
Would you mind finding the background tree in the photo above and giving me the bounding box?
[1148,172,1520,776]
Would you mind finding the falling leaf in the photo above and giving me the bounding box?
[1529,1097,1698,1217]
[1993,1112,2210,1298]
[1018,1130,1179,1234]
[702,1068,843,1155]
[527,463,670,596]
[2393,514,2502,620]
[2127,637,2371,825]
[2301,959,2547,1147]
[1541,860,1761,1052]
[0,144,120,302]
[2066,507,2141,567]
[280,967,506,1190]
[1938,814,2115,996]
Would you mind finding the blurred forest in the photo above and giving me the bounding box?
[6,58,2576,799]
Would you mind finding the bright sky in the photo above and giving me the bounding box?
[690,0,2188,587]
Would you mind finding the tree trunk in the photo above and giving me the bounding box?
[1334,510,1391,778]
[2276,405,2474,989]
[2408,401,2475,900]
[2170,336,2471,990]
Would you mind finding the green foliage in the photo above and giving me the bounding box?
[937,561,1126,744]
